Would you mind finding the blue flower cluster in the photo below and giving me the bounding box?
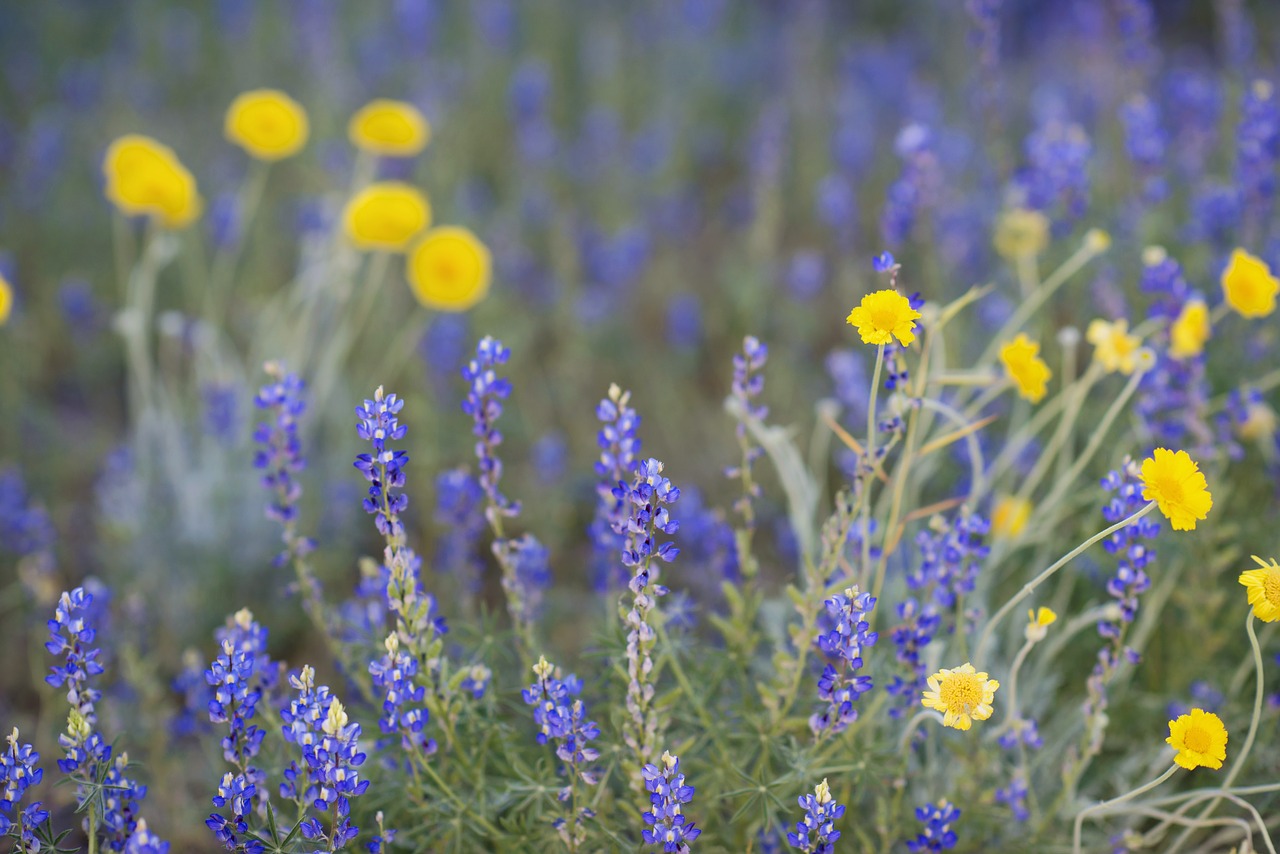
[906,801,961,852]
[0,468,54,558]
[123,819,170,854]
[461,335,518,518]
[881,123,941,247]
[433,467,487,592]
[207,771,263,853]
[590,384,641,590]
[1015,120,1092,230]
[726,335,768,524]
[252,363,313,565]
[810,587,877,735]
[354,386,410,540]
[1237,79,1280,230]
[523,657,601,776]
[1096,464,1160,666]
[46,587,104,728]
[786,778,845,854]
[0,728,49,850]
[368,633,432,756]
[640,752,700,854]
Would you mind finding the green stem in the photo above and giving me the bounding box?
[860,345,885,588]
[1073,763,1179,854]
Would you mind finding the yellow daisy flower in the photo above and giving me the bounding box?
[993,208,1049,260]
[406,226,492,312]
[1166,708,1227,771]
[103,134,202,229]
[998,334,1051,403]
[1239,555,1280,623]
[0,273,12,326]
[845,290,921,347]
[1222,248,1279,319]
[349,99,431,157]
[1025,606,1057,642]
[342,183,432,252]
[224,89,309,161]
[1139,447,1212,531]
[1086,318,1142,374]
[921,662,999,731]
[1169,300,1210,360]
[991,494,1032,540]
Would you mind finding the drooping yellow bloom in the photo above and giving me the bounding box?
[846,290,921,347]
[1140,447,1212,531]
[349,99,431,157]
[1169,301,1210,360]
[224,89,309,161]
[921,662,999,731]
[991,494,1032,540]
[1221,248,1279,318]
[1166,708,1227,771]
[406,226,491,312]
[1086,318,1142,374]
[1025,606,1057,642]
[103,134,202,228]
[0,273,11,326]
[1239,555,1280,623]
[342,183,432,251]
[998,334,1051,403]
[993,208,1050,260]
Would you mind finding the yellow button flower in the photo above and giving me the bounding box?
[1239,555,1280,623]
[103,134,202,228]
[342,183,432,252]
[1086,318,1142,374]
[1025,606,1057,642]
[1140,447,1212,531]
[349,99,430,157]
[224,89,309,161]
[999,334,1051,403]
[921,662,999,731]
[845,290,921,346]
[993,208,1049,260]
[991,494,1032,540]
[406,226,491,312]
[1169,300,1210,360]
[1222,248,1279,318]
[0,273,11,326]
[1166,708,1227,771]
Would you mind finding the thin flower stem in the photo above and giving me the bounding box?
[1073,763,1179,854]
[860,344,885,588]
[998,637,1036,735]
[896,709,943,757]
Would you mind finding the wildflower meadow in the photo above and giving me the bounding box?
[5,2,1280,852]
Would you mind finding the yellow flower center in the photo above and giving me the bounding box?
[1151,473,1183,507]
[1183,725,1212,754]
[938,671,983,713]
[1264,569,1280,607]
[871,305,901,331]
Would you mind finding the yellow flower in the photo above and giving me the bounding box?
[999,334,1051,403]
[342,183,432,251]
[991,495,1032,540]
[0,273,11,326]
[1084,228,1112,253]
[993,208,1049,260]
[103,134,202,228]
[1086,318,1142,374]
[1140,447,1212,531]
[1238,400,1278,443]
[1025,606,1057,642]
[349,99,431,157]
[406,226,492,312]
[1239,555,1280,623]
[921,662,999,731]
[1169,300,1210,360]
[845,290,921,346]
[1166,708,1227,771]
[225,89,309,161]
[1221,248,1279,318]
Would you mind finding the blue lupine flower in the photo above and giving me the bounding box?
[207,771,265,853]
[727,336,768,525]
[253,364,314,565]
[0,469,54,558]
[46,587,105,731]
[355,386,410,540]
[1119,95,1168,206]
[909,512,991,617]
[810,587,878,735]
[785,778,844,853]
[1095,463,1160,665]
[1237,79,1280,231]
[204,637,266,765]
[881,124,942,247]
[641,752,700,853]
[203,381,241,447]
[100,752,151,850]
[462,336,518,518]
[964,0,1000,72]
[590,385,642,591]
[994,771,1030,822]
[171,649,212,739]
[1113,0,1157,72]
[1014,120,1092,230]
[886,598,942,720]
[433,467,487,592]
[906,801,960,851]
[0,728,48,846]
[122,818,169,853]
[368,633,432,755]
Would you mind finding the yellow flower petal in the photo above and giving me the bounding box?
[1140,448,1212,531]
[846,290,921,347]
[406,226,491,312]
[349,99,431,157]
[225,89,309,161]
[342,183,432,251]
[999,334,1051,403]
[1222,248,1279,319]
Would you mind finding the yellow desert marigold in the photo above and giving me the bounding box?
[349,99,430,157]
[224,89,309,161]
[998,334,1051,403]
[1221,248,1279,318]
[993,208,1049,260]
[1086,318,1142,374]
[1239,555,1280,623]
[0,272,12,326]
[845,289,921,346]
[1025,606,1057,642]
[1140,447,1212,531]
[406,226,491,312]
[103,134,202,228]
[991,494,1032,539]
[1169,300,1210,360]
[1166,708,1227,771]
[921,662,999,731]
[342,183,432,251]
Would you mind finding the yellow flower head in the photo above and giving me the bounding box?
[1140,447,1212,531]
[846,289,921,347]
[103,134,202,228]
[1238,399,1278,443]
[1086,318,1142,374]
[1166,708,1227,771]
[1221,248,1279,318]
[225,89,309,161]
[1239,555,1280,623]
[993,208,1050,260]
[406,226,491,312]
[342,183,432,251]
[1025,606,1057,642]
[0,273,12,326]
[1169,300,1210,360]
[999,334,1051,403]
[349,99,431,157]
[991,494,1032,540]
[921,662,999,731]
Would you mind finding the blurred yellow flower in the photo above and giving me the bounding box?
[1221,248,1278,318]
[224,89,309,161]
[1140,447,1212,531]
[103,134,202,228]
[993,208,1049,260]
[991,494,1032,539]
[1238,400,1278,443]
[1166,708,1227,771]
[921,662,999,731]
[1084,228,1111,253]
[342,183,432,251]
[1169,300,1210,360]
[999,334,1051,403]
[1086,318,1142,374]
[406,226,491,311]
[349,99,430,157]
[845,290,921,346]
[1025,606,1057,642]
[0,273,12,326]
[1239,555,1280,623]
